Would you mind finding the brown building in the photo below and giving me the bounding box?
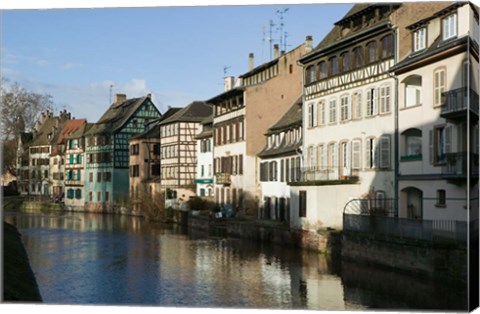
[208,37,313,217]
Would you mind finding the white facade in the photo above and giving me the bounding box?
[195,127,214,197]
[395,4,479,223]
[29,145,52,196]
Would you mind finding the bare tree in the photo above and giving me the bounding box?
[1,79,54,173]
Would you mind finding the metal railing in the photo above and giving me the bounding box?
[441,87,479,117]
[302,166,359,182]
[442,152,479,177]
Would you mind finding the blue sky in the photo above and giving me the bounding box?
[1,1,352,122]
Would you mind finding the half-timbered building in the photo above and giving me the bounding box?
[158,101,213,203]
[84,93,161,212]
[292,3,453,231]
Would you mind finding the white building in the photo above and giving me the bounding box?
[195,115,214,198]
[257,98,303,222]
[390,2,479,222]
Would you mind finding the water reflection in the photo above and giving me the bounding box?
[3,210,466,310]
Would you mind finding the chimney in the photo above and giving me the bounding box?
[114,93,127,104]
[305,35,313,53]
[224,76,235,92]
[273,44,279,59]
[248,53,254,71]
[147,93,152,99]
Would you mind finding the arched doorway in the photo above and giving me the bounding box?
[401,187,423,219]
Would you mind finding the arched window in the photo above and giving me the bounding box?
[318,61,327,79]
[341,52,350,72]
[306,65,316,84]
[330,56,339,76]
[366,41,378,63]
[381,34,394,59]
[353,46,363,68]
[404,75,422,107]
[401,128,422,160]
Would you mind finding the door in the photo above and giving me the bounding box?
[405,187,423,220]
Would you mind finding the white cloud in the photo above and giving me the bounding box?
[61,62,82,70]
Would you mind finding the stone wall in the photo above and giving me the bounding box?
[342,232,468,284]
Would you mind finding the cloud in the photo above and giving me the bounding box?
[61,62,81,70]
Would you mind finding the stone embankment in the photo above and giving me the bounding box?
[3,221,42,302]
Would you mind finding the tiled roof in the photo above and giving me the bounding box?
[266,97,302,135]
[130,124,160,140]
[85,96,153,136]
[56,119,86,145]
[30,116,62,146]
[158,101,212,125]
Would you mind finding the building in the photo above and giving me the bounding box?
[158,101,213,204]
[209,38,312,217]
[390,2,479,222]
[293,3,453,231]
[257,97,303,222]
[16,132,33,195]
[84,94,161,212]
[194,114,214,198]
[26,110,70,197]
[50,118,87,202]
[64,122,93,211]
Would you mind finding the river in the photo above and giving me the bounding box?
[3,209,468,310]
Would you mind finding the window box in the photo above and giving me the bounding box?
[400,154,422,161]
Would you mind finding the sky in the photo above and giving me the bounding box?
[1,1,353,123]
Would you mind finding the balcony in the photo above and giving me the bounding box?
[442,152,479,180]
[301,166,359,184]
[215,173,231,185]
[65,179,84,186]
[440,87,479,121]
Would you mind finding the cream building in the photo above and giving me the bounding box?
[292,3,454,231]
[194,115,214,198]
[391,2,479,223]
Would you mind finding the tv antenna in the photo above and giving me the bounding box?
[109,84,114,103]
[276,8,289,52]
[223,65,231,77]
[269,19,276,59]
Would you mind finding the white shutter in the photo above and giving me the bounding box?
[380,136,391,169]
[352,140,361,169]
[365,138,372,169]
[373,88,378,115]
[322,144,327,169]
[333,143,338,168]
[366,89,372,116]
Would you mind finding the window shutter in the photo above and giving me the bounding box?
[352,140,361,169]
[333,143,338,168]
[365,139,372,168]
[379,136,391,169]
[429,130,434,164]
[366,89,373,116]
[239,154,243,175]
[373,88,378,115]
[445,125,452,153]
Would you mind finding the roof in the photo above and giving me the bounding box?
[55,119,86,145]
[206,87,245,105]
[68,122,94,139]
[85,95,156,136]
[158,101,212,125]
[130,124,160,140]
[266,97,302,135]
[30,116,62,146]
[19,132,33,146]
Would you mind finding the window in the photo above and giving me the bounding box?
[308,146,317,169]
[89,192,93,202]
[318,144,327,170]
[433,68,446,107]
[307,103,317,128]
[366,88,377,116]
[306,65,315,84]
[379,84,391,114]
[318,101,326,125]
[413,28,426,51]
[442,13,457,40]
[103,172,111,182]
[318,61,327,79]
[353,47,363,68]
[404,75,422,107]
[381,34,394,59]
[431,125,452,164]
[379,136,391,169]
[340,95,350,121]
[365,137,376,169]
[436,190,446,207]
[366,41,377,63]
[98,191,101,202]
[329,98,337,124]
[328,142,337,169]
[75,189,82,199]
[352,140,362,169]
[299,190,307,218]
[105,191,109,202]
[67,189,74,199]
[330,57,338,76]
[341,52,350,72]
[352,92,362,119]
[402,128,422,159]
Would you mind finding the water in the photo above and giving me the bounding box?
[3,210,468,310]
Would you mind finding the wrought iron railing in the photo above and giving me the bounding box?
[302,166,359,182]
[442,152,479,177]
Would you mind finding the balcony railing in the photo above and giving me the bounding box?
[441,87,479,120]
[302,166,359,182]
[215,173,231,185]
[442,152,479,178]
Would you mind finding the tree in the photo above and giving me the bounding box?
[1,79,54,173]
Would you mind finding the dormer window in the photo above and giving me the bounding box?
[413,28,426,52]
[330,56,338,76]
[318,61,327,79]
[442,13,457,40]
